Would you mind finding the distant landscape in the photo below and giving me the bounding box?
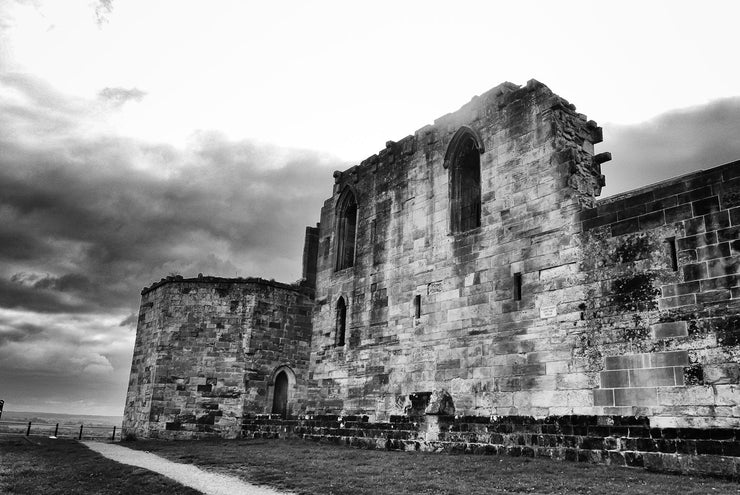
[0,410,123,440]
[1,411,123,427]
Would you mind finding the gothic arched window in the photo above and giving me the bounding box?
[446,127,483,233]
[335,189,358,270]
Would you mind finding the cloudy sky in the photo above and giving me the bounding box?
[1,0,739,416]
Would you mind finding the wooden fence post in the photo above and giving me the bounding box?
[26,421,31,436]
[54,423,59,437]
[78,425,83,440]
[111,426,116,441]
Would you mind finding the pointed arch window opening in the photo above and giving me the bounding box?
[335,296,347,347]
[335,190,358,271]
[448,131,482,233]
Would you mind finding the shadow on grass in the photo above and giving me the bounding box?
[0,436,200,494]
[126,437,740,495]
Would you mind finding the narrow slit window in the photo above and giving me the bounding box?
[666,237,678,271]
[335,297,346,347]
[513,272,522,301]
[414,294,421,319]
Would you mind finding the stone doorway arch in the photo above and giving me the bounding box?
[272,371,289,417]
[268,365,296,418]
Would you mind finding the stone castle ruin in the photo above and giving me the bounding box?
[123,80,740,477]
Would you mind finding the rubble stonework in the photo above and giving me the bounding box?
[123,80,740,477]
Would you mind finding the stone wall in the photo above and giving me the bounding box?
[308,80,607,418]
[122,277,312,439]
[579,161,740,427]
[307,79,739,430]
[122,79,739,477]
[242,414,740,478]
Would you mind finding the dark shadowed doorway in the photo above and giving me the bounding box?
[272,370,289,417]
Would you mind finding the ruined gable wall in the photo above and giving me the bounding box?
[307,80,605,418]
[122,277,312,439]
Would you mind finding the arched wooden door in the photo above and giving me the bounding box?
[272,371,289,418]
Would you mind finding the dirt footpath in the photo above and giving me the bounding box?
[82,441,290,495]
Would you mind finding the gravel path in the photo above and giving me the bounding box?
[82,441,290,495]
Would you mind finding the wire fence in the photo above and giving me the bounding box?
[0,420,121,441]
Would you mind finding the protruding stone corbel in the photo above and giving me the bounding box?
[587,121,603,144]
[593,152,612,166]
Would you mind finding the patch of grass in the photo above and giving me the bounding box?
[127,438,740,495]
[0,436,199,494]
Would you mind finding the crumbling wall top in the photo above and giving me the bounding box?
[140,274,308,295]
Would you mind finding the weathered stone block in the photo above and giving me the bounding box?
[600,370,629,388]
[658,293,696,309]
[593,389,614,406]
[707,256,740,278]
[650,350,689,368]
[639,211,666,230]
[731,206,740,226]
[683,262,708,281]
[703,365,740,385]
[611,218,640,237]
[705,211,731,231]
[614,388,658,406]
[605,354,646,371]
[665,204,694,224]
[678,232,718,251]
[678,186,712,204]
[424,390,455,416]
[692,196,721,216]
[629,367,678,388]
[650,321,688,339]
[696,289,732,304]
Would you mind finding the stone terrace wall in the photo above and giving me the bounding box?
[242,414,740,478]
[308,80,606,418]
[243,414,422,449]
[579,161,740,428]
[123,277,312,439]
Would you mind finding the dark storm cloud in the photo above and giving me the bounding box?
[0,72,343,322]
[0,321,45,346]
[32,273,93,292]
[119,313,137,327]
[98,87,147,106]
[0,276,91,314]
[0,229,53,261]
[0,71,344,413]
[601,97,740,196]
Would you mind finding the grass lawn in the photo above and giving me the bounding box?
[0,435,199,494]
[127,437,740,495]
